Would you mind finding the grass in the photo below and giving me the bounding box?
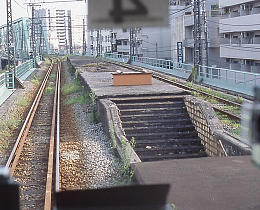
[45,86,55,95]
[31,76,41,85]
[0,96,31,151]
[216,111,241,137]
[83,62,106,67]
[65,94,87,105]
[61,81,82,95]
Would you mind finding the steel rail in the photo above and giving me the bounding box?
[44,60,61,210]
[55,60,61,192]
[5,60,55,175]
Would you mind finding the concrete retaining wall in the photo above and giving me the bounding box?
[184,96,251,156]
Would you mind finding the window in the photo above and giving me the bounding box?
[226,58,230,63]
[211,5,219,17]
[123,40,128,45]
[123,28,127,32]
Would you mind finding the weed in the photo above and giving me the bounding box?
[31,76,41,85]
[45,86,55,95]
[88,91,100,123]
[49,72,56,81]
[109,123,117,150]
[120,138,135,184]
[130,137,136,149]
[61,81,82,95]
[66,95,86,105]
[17,96,30,107]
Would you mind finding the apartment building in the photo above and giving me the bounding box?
[170,0,223,67]
[219,0,260,73]
[56,9,68,54]
[87,29,112,56]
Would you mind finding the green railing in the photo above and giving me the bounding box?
[0,56,41,89]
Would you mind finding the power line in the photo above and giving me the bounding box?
[24,0,84,4]
[13,0,27,9]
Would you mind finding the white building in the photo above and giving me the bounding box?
[55,9,68,54]
[87,29,112,56]
[219,0,260,73]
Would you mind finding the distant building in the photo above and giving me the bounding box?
[55,9,68,54]
[219,0,260,73]
[87,29,112,56]
[170,0,223,67]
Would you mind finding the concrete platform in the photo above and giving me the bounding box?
[80,71,187,98]
[133,156,260,210]
[69,56,187,98]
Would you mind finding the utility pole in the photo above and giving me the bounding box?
[6,0,15,74]
[202,0,209,69]
[67,11,73,55]
[6,0,15,88]
[193,0,202,70]
[48,9,51,52]
[82,19,86,55]
[30,5,36,67]
[96,30,100,57]
[156,42,158,58]
[129,28,134,63]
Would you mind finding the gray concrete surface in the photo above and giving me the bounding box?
[133,156,260,210]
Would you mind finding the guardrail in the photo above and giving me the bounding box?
[0,56,41,88]
[103,53,260,97]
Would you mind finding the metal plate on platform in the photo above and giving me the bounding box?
[88,0,169,28]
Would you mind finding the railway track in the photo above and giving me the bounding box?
[105,60,244,136]
[5,59,61,210]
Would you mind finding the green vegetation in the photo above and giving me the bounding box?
[216,111,241,137]
[64,61,101,123]
[65,94,88,105]
[130,137,136,149]
[88,91,100,123]
[0,96,31,151]
[109,123,117,150]
[61,81,82,95]
[120,138,134,184]
[83,62,106,67]
[31,76,41,85]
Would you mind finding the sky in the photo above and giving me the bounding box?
[0,0,87,44]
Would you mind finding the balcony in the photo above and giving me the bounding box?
[253,36,260,44]
[220,44,260,60]
[183,39,194,48]
[220,13,260,33]
[251,65,260,73]
[184,15,194,27]
[241,64,251,72]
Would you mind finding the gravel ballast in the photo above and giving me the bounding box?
[60,62,126,190]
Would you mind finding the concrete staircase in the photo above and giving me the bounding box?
[112,95,208,162]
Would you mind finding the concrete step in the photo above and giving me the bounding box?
[116,101,184,109]
[140,152,208,162]
[135,145,205,155]
[127,130,198,140]
[135,138,202,147]
[111,95,185,104]
[119,107,186,115]
[124,125,195,135]
[122,118,192,128]
[120,113,190,121]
